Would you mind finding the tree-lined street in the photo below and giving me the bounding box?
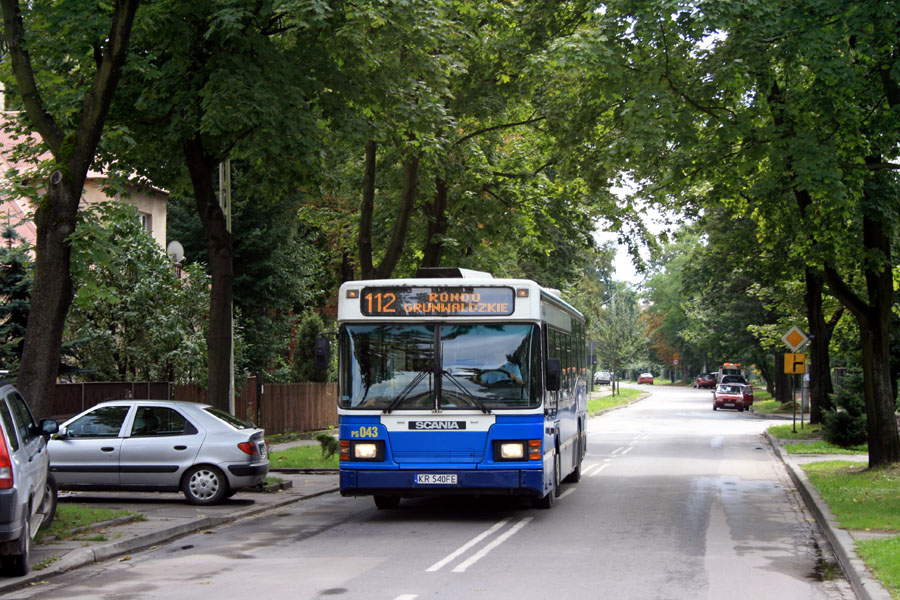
[7,388,853,600]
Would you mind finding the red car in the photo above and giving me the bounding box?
[638,372,654,384]
[712,383,749,412]
[693,373,716,389]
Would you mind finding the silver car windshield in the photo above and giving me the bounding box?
[340,323,540,410]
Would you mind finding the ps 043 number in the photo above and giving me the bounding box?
[351,426,380,439]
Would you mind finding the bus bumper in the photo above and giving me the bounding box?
[340,468,544,497]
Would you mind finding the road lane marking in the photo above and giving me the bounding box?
[395,596,418,600]
[451,518,533,572]
[581,463,601,476]
[620,446,634,455]
[558,488,576,500]
[426,519,510,572]
[589,463,609,477]
[611,446,625,455]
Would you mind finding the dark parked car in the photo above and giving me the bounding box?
[693,373,716,389]
[49,400,268,505]
[0,380,58,576]
[712,384,749,412]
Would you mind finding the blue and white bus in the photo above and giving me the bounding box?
[336,268,587,509]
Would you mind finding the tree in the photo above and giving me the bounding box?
[0,0,140,416]
[539,0,900,464]
[594,285,646,395]
[64,202,210,383]
[104,0,329,410]
[0,225,30,376]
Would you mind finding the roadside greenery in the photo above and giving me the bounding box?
[268,445,340,469]
[37,504,138,544]
[856,537,900,600]
[801,462,900,531]
[588,388,644,416]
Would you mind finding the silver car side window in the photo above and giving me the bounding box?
[131,406,197,437]
[67,406,130,438]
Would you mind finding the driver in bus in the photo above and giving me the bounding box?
[478,354,523,385]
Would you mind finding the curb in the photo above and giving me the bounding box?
[0,484,339,595]
[765,432,892,600]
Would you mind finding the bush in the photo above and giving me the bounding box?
[823,369,867,448]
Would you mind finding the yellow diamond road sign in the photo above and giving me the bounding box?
[782,326,808,351]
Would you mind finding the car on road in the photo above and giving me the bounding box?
[693,373,716,389]
[49,400,269,506]
[712,383,749,412]
[0,380,59,576]
[593,371,612,385]
[719,374,748,385]
[637,372,654,384]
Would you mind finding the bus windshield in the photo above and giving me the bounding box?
[340,323,540,410]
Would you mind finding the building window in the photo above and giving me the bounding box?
[138,212,151,232]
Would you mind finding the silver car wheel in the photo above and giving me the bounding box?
[183,466,228,505]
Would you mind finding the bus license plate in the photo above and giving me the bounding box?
[416,474,457,485]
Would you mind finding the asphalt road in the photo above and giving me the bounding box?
[6,385,855,600]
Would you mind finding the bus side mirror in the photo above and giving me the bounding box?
[315,334,331,372]
[546,358,561,391]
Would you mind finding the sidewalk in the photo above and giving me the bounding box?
[0,461,338,594]
[766,433,893,600]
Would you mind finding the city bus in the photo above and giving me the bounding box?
[335,267,587,509]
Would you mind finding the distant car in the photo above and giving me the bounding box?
[638,373,654,384]
[693,373,716,389]
[741,384,754,408]
[593,371,612,385]
[712,383,748,412]
[0,381,59,576]
[719,374,748,385]
[49,400,269,505]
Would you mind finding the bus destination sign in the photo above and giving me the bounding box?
[360,286,515,317]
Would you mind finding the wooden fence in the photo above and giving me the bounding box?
[52,378,338,436]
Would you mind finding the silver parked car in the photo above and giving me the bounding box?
[49,400,268,505]
[0,380,59,576]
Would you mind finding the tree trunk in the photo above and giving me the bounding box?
[358,140,376,280]
[422,177,448,268]
[823,213,900,466]
[15,181,79,417]
[374,154,419,279]
[804,268,834,424]
[774,353,791,405]
[1,0,139,418]
[184,135,233,413]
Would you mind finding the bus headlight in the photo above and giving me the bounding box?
[347,440,384,461]
[499,442,525,459]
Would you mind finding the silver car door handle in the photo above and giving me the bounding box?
[100,447,115,452]
[173,445,187,451]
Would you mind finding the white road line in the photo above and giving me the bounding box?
[589,463,610,477]
[395,596,418,600]
[451,518,533,573]
[620,446,634,455]
[611,446,625,455]
[426,519,510,572]
[558,488,576,500]
[581,463,600,476]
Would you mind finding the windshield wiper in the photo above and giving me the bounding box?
[441,370,491,414]
[383,370,431,414]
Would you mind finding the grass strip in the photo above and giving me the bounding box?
[269,444,340,469]
[783,441,867,455]
[801,461,900,531]
[856,537,900,600]
[767,423,823,440]
[588,388,643,415]
[38,504,136,543]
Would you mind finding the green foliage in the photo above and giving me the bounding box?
[824,369,868,448]
[856,537,900,599]
[0,226,32,377]
[268,444,339,469]
[64,202,212,383]
[315,433,339,458]
[291,312,330,383]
